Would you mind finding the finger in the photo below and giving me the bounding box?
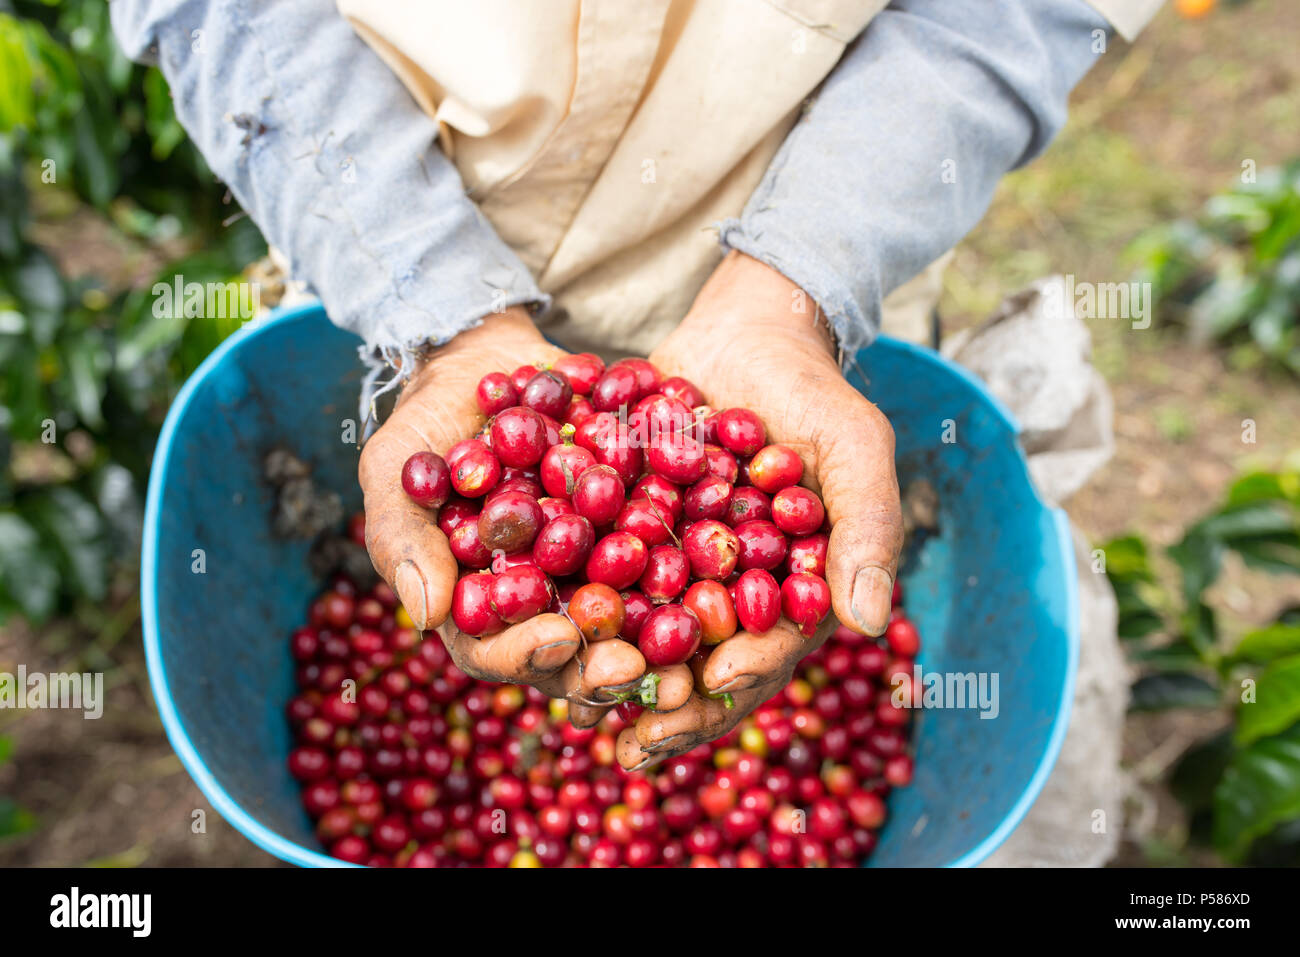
[533,659,579,700]
[813,386,903,637]
[647,664,693,713]
[616,727,650,770]
[618,682,779,771]
[578,640,647,702]
[534,661,614,729]
[358,423,459,630]
[635,682,771,751]
[644,660,696,712]
[566,700,611,729]
[534,641,646,707]
[435,614,580,684]
[700,620,805,696]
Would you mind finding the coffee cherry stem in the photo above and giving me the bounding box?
[643,494,681,548]
[632,672,661,708]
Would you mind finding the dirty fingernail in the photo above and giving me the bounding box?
[710,676,755,695]
[644,733,689,755]
[852,565,894,636]
[394,561,428,630]
[601,678,644,697]
[529,640,578,673]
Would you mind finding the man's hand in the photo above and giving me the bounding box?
[357,307,644,701]
[617,252,904,769]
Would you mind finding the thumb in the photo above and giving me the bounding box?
[815,389,903,637]
[357,416,460,631]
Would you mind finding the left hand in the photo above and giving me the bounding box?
[615,252,904,769]
[357,308,647,706]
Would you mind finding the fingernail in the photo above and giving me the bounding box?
[601,678,644,698]
[394,561,428,631]
[711,676,755,695]
[852,566,894,636]
[644,734,689,755]
[529,640,578,673]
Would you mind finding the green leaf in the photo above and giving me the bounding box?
[1250,296,1293,356]
[1100,534,1155,579]
[1195,500,1296,544]
[1243,817,1300,867]
[1229,533,1300,577]
[26,486,110,603]
[1176,599,1218,661]
[1101,534,1169,640]
[1224,470,1300,508]
[1189,269,1260,339]
[0,338,51,442]
[0,17,37,131]
[1130,672,1221,711]
[70,89,119,206]
[3,246,65,346]
[1129,162,1300,377]
[1171,729,1235,814]
[116,255,251,373]
[1214,723,1300,860]
[1232,624,1300,665]
[1127,641,1206,672]
[0,797,36,839]
[56,326,107,429]
[0,733,33,838]
[142,67,184,160]
[0,510,59,621]
[177,277,256,376]
[114,282,189,373]
[1236,654,1300,746]
[89,462,143,553]
[1118,607,1165,640]
[1168,531,1223,611]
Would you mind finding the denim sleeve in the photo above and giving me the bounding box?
[719,0,1112,354]
[110,0,547,381]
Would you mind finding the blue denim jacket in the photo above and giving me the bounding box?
[111,0,1109,376]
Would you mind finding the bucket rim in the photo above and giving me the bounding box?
[141,300,1079,869]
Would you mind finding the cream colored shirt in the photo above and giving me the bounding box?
[338,0,1161,353]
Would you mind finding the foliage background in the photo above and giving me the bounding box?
[1,0,1298,865]
[0,0,265,631]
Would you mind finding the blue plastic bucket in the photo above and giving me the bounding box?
[142,301,1077,867]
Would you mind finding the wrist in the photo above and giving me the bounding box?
[410,306,551,386]
[678,252,836,362]
[428,306,543,361]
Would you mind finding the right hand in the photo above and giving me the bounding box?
[357,307,645,704]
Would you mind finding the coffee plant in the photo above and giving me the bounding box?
[0,0,265,624]
[1128,160,1300,375]
[1104,467,1300,862]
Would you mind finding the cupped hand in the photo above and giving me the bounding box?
[617,252,904,769]
[357,308,643,700]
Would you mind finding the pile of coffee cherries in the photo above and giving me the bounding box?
[399,355,835,680]
[286,516,922,867]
